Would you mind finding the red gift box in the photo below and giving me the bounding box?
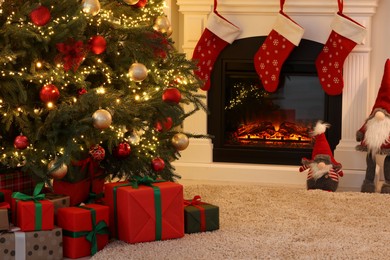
[0,171,34,195]
[57,203,109,259]
[53,178,90,206]
[103,179,184,243]
[0,189,12,204]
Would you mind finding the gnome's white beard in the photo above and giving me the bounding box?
[364,116,390,155]
[309,162,333,180]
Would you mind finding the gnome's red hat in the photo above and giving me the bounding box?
[369,59,390,117]
[302,121,342,170]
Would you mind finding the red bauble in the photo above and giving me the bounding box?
[14,135,29,150]
[135,0,147,7]
[155,117,173,132]
[78,88,88,96]
[89,35,107,55]
[114,142,131,158]
[151,157,165,171]
[30,6,51,26]
[162,88,181,104]
[40,84,60,103]
[89,145,105,161]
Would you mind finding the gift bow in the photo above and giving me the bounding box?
[184,195,203,206]
[12,182,46,230]
[130,176,165,188]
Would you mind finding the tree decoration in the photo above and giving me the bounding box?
[48,159,68,180]
[171,133,189,151]
[151,157,165,171]
[92,109,112,129]
[78,88,88,96]
[40,84,60,103]
[155,117,173,132]
[14,135,29,150]
[123,0,139,5]
[114,142,131,158]
[128,62,148,82]
[82,0,101,16]
[89,144,105,161]
[30,6,51,26]
[162,88,181,104]
[153,16,171,34]
[89,35,107,55]
[135,0,147,8]
[56,39,86,72]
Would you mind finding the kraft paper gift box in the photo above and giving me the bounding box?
[184,195,220,234]
[0,189,12,204]
[0,227,63,260]
[11,183,54,231]
[0,202,10,231]
[45,193,70,215]
[103,179,184,243]
[57,203,109,259]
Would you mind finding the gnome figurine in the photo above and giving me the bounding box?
[299,121,344,192]
[356,59,390,193]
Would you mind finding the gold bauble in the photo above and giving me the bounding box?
[153,16,171,34]
[92,109,112,129]
[128,63,148,82]
[123,0,139,5]
[171,133,189,151]
[82,0,101,16]
[48,160,68,180]
[166,26,173,37]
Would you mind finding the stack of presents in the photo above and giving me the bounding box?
[0,170,219,259]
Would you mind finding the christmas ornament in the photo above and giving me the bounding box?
[135,0,147,8]
[89,144,105,161]
[56,38,86,72]
[114,142,131,158]
[162,88,181,104]
[14,135,29,150]
[89,35,107,55]
[78,88,88,95]
[254,1,304,93]
[128,62,148,82]
[82,0,101,16]
[30,6,51,26]
[151,157,165,171]
[299,121,343,192]
[123,0,139,5]
[92,109,112,129]
[153,16,171,34]
[48,160,68,180]
[315,0,366,96]
[171,133,189,151]
[166,26,173,37]
[155,117,173,132]
[192,0,240,91]
[40,84,60,103]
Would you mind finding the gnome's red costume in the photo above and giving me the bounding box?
[356,59,390,193]
[299,121,343,192]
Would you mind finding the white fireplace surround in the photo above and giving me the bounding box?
[173,0,380,190]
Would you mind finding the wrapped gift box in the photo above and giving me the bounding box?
[104,180,184,243]
[57,203,109,259]
[184,196,219,234]
[0,171,34,195]
[45,193,70,215]
[13,199,54,231]
[0,202,10,231]
[0,189,12,204]
[53,178,90,206]
[0,227,63,260]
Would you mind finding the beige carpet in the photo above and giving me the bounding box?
[91,183,390,260]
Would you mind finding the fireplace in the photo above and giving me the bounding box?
[208,37,342,165]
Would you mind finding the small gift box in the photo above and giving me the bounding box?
[0,202,10,231]
[0,189,12,204]
[12,183,54,231]
[0,227,63,260]
[0,171,34,195]
[53,178,90,206]
[57,203,109,259]
[45,193,70,215]
[103,177,184,244]
[184,195,219,234]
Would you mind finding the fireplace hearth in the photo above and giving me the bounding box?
[208,37,342,165]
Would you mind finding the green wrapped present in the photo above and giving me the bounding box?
[184,195,219,234]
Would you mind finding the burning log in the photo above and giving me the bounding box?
[279,121,310,138]
[237,121,275,136]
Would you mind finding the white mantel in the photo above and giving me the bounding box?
[173,0,380,190]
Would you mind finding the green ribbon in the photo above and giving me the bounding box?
[87,192,104,204]
[62,206,109,256]
[12,182,45,230]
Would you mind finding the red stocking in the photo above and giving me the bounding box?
[315,0,366,95]
[253,0,304,93]
[192,0,240,91]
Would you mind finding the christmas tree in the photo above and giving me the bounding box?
[0,0,206,186]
